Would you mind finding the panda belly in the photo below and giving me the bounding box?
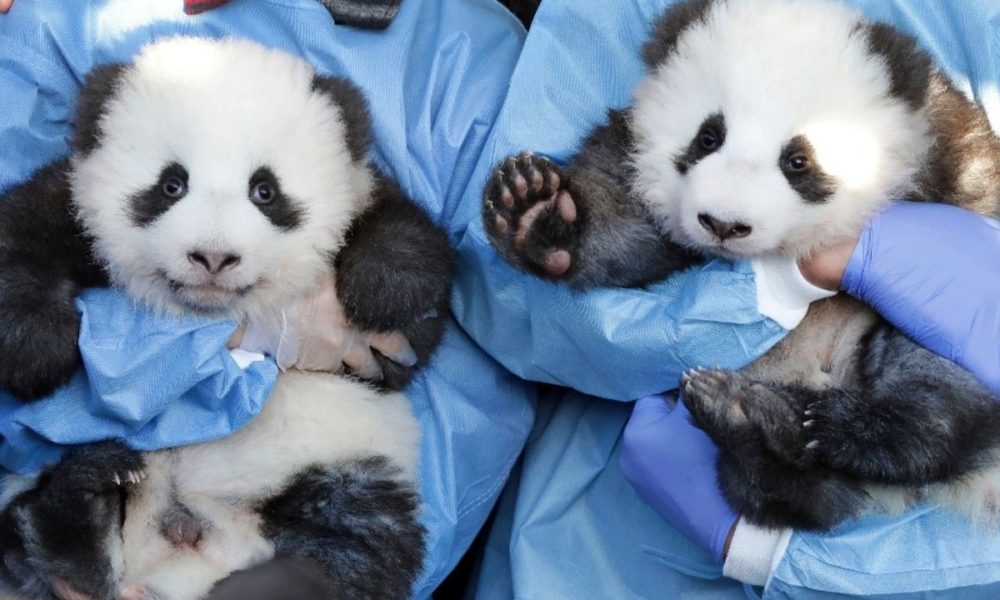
[742,294,877,390]
[118,371,421,600]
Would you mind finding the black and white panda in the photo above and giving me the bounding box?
[482,0,1000,531]
[0,37,453,599]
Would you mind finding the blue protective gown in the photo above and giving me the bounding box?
[459,1,1000,598]
[0,1,534,596]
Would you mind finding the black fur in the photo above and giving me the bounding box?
[317,0,402,30]
[0,161,107,400]
[675,112,726,175]
[482,109,699,288]
[259,457,425,600]
[248,166,305,231]
[779,135,837,204]
[641,0,716,68]
[71,63,129,157]
[0,441,143,599]
[207,557,340,600]
[335,173,454,390]
[499,0,541,28]
[311,75,374,164]
[129,162,190,227]
[861,23,932,112]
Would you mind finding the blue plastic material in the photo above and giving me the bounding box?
[0,1,533,597]
[462,0,1000,598]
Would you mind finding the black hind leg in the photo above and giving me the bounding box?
[0,442,144,599]
[682,369,870,530]
[797,327,1000,485]
[259,457,425,600]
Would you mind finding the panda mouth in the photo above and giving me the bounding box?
[164,277,256,310]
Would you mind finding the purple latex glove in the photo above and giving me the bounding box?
[843,201,1000,396]
[620,394,738,564]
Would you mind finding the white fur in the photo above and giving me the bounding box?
[64,38,419,599]
[631,0,930,259]
[72,37,374,320]
[120,374,419,599]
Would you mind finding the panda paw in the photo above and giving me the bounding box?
[52,441,146,496]
[682,369,817,468]
[483,152,579,279]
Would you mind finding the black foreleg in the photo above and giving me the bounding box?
[335,175,454,391]
[0,160,106,401]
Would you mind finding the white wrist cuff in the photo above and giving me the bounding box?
[752,256,836,330]
[722,518,792,587]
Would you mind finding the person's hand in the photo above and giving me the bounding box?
[801,201,1000,395]
[229,276,417,381]
[0,0,13,14]
[620,394,738,564]
[797,238,856,291]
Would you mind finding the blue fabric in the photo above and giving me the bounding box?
[0,289,275,474]
[463,0,1000,598]
[0,1,534,597]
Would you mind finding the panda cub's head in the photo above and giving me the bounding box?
[71,37,375,318]
[632,0,934,259]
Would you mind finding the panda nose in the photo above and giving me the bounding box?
[188,251,241,275]
[698,213,753,241]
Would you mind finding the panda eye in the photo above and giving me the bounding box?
[251,182,274,205]
[699,127,720,151]
[786,154,810,173]
[161,176,187,199]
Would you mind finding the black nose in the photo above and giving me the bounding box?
[697,213,752,241]
[188,251,241,275]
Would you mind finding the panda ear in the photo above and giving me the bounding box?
[72,62,129,156]
[860,23,932,111]
[642,0,716,69]
[311,75,374,164]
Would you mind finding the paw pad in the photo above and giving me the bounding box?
[483,152,578,278]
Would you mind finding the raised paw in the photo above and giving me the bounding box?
[483,152,578,279]
[682,369,816,467]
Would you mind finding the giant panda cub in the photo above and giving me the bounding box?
[483,0,1000,531]
[0,37,453,599]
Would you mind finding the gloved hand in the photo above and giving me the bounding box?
[802,201,1000,396]
[620,394,738,564]
[229,276,417,382]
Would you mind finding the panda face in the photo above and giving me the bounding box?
[631,0,931,259]
[71,38,373,318]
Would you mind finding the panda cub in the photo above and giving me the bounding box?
[0,38,453,599]
[483,0,1000,530]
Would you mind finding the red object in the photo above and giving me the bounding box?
[184,0,230,15]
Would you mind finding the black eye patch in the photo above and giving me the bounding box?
[130,162,189,227]
[675,112,726,175]
[248,167,304,231]
[780,136,838,203]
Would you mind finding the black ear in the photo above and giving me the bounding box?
[860,23,932,111]
[311,75,374,164]
[72,62,129,156]
[642,0,717,69]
